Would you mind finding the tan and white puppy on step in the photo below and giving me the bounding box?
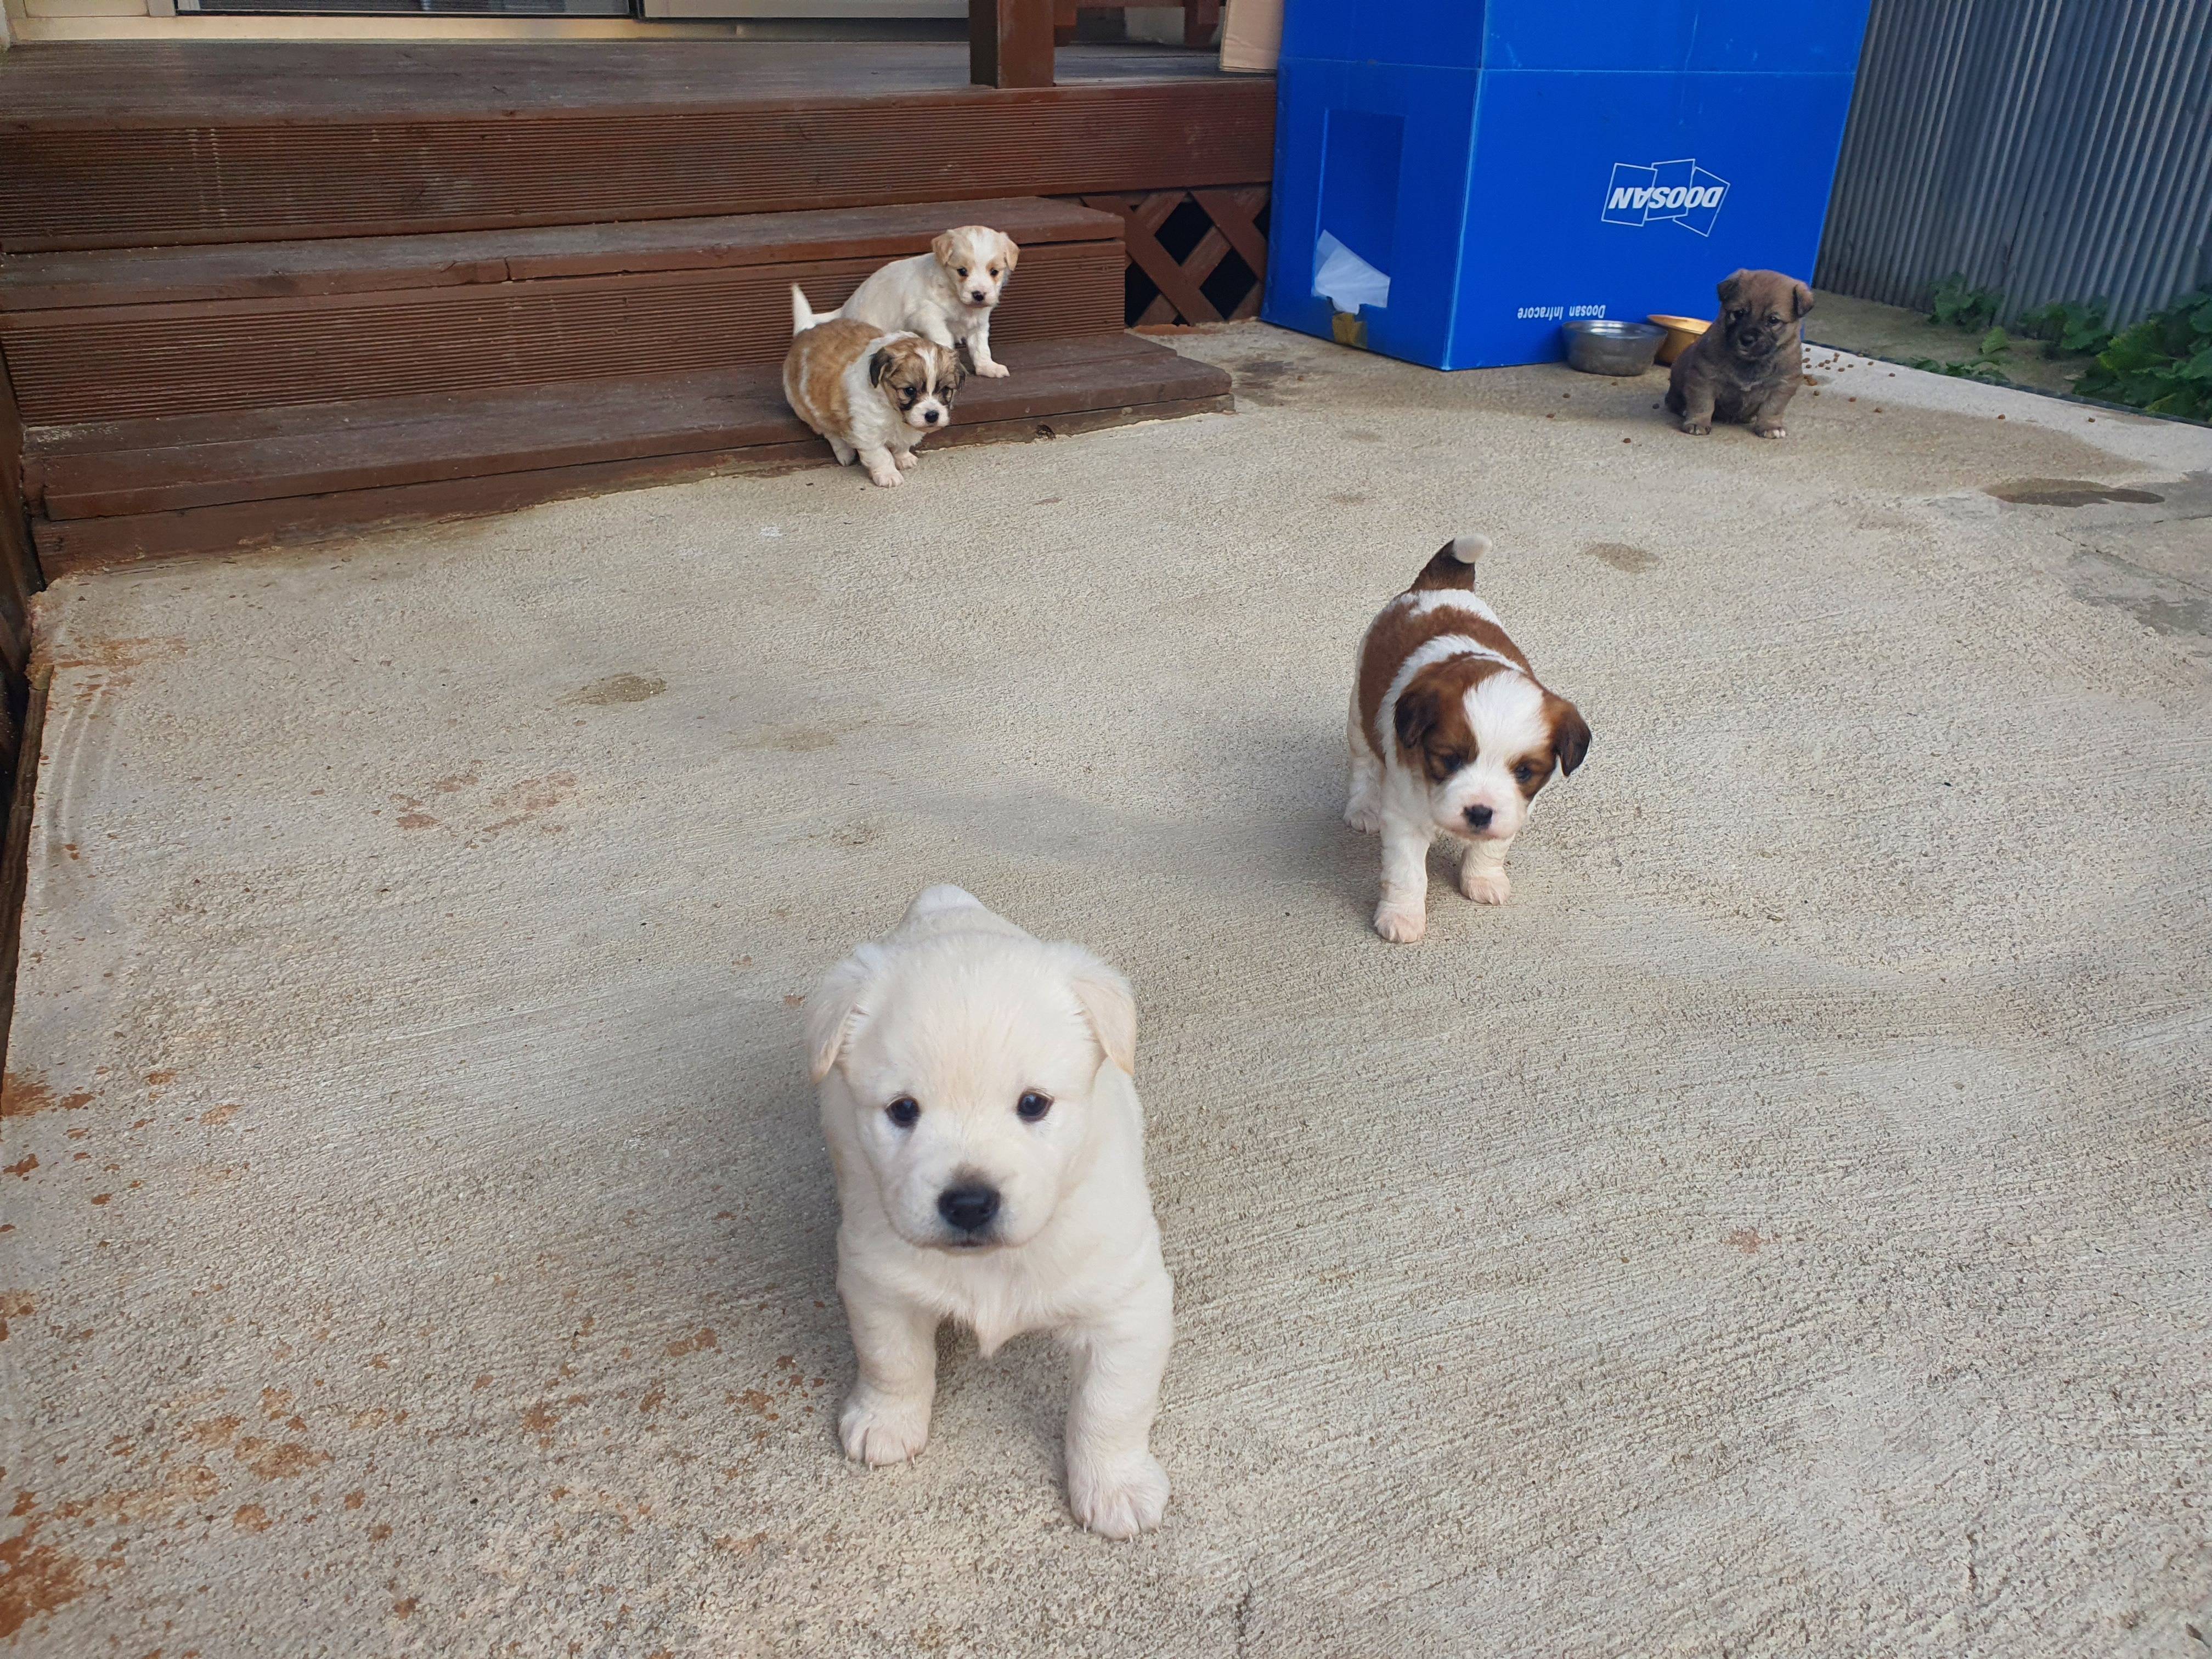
[785,284,963,487]
[807,885,1174,1538]
[830,225,1020,378]
[1347,537,1592,943]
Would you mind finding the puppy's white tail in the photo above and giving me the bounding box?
[791,283,820,335]
[1447,534,1490,566]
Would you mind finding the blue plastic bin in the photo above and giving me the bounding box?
[1263,1,1874,370]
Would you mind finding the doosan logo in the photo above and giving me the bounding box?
[1601,159,1730,236]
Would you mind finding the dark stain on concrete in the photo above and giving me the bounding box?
[1986,478,2166,507]
[562,674,667,707]
[2064,545,2212,640]
[1584,542,1659,573]
[1226,358,1309,408]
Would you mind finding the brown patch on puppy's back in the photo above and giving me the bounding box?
[1357,600,1531,757]
[786,317,887,435]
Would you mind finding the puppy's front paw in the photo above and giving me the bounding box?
[1459,866,1511,906]
[1344,800,1384,834]
[1752,423,1788,440]
[1068,1453,1169,1539]
[866,466,905,489]
[895,449,919,471]
[1373,901,1426,944]
[1678,419,1712,436]
[840,1389,930,1465]
[975,360,1011,379]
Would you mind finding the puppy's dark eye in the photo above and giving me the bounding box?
[1513,761,1537,785]
[885,1097,919,1128]
[956,266,969,278]
[1016,1091,1052,1123]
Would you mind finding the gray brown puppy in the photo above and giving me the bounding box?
[1666,269,1814,439]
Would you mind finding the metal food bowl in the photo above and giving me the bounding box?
[1563,318,1668,376]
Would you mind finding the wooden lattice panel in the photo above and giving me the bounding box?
[1077,186,1270,327]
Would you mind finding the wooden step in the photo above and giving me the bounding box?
[25,334,1232,573]
[0,198,1120,312]
[0,42,1275,252]
[0,199,1127,427]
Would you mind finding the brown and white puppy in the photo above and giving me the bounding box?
[786,284,963,488]
[1346,536,1591,944]
[830,225,1021,379]
[1666,269,1814,439]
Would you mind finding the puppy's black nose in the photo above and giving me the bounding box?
[938,1184,1000,1233]
[969,289,989,302]
[1464,804,1494,830]
[922,408,940,424]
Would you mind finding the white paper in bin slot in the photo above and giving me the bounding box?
[1312,230,1390,313]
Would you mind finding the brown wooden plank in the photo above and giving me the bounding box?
[2,74,1273,253]
[30,335,1227,518]
[33,384,1232,574]
[3,240,1126,425]
[0,41,1233,126]
[0,197,1122,312]
[35,396,1232,575]
[25,329,1176,464]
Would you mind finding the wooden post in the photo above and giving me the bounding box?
[970,0,1054,88]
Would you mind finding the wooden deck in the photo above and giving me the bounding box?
[0,39,1271,568]
[0,42,1273,250]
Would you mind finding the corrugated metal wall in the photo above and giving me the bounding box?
[1817,0,2212,328]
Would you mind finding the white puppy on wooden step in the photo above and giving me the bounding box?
[829,225,1020,379]
[785,284,963,487]
[806,885,1174,1538]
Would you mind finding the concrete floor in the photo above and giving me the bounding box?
[5,326,2210,1657]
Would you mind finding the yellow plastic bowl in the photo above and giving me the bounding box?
[1648,314,1710,365]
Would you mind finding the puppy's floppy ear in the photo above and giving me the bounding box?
[1791,280,1815,319]
[931,230,957,267]
[867,348,893,388]
[1548,696,1592,777]
[1717,269,1751,306]
[997,232,1019,272]
[1393,676,1443,754]
[805,943,888,1084]
[1054,945,1136,1077]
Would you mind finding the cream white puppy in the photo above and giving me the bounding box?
[830,225,1020,379]
[806,885,1173,1538]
